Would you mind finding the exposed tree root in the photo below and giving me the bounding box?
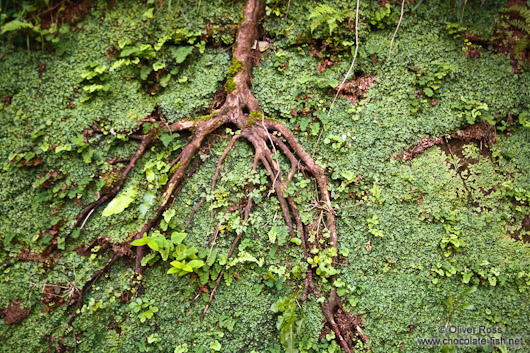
[69,0,362,349]
[67,252,121,326]
[394,121,496,161]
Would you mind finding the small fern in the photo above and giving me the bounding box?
[507,5,530,64]
[308,5,353,35]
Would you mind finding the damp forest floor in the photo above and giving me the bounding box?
[1,0,530,352]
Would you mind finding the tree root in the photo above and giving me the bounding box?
[67,252,122,326]
[68,0,362,349]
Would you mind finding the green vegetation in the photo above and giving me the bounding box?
[1,0,530,352]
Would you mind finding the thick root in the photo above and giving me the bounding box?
[68,0,362,350]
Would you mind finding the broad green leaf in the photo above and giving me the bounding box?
[423,87,434,97]
[142,8,154,19]
[290,238,302,246]
[131,237,149,246]
[167,267,180,274]
[187,260,205,270]
[140,189,157,216]
[147,238,159,251]
[160,133,177,147]
[174,343,188,353]
[171,232,187,244]
[210,341,221,351]
[153,61,165,71]
[102,186,138,216]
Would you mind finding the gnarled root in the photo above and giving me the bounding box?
[68,0,363,350]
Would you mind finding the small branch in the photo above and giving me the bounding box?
[109,157,131,165]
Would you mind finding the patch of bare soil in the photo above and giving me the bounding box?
[2,94,12,108]
[1,300,30,325]
[17,248,55,268]
[39,0,92,29]
[74,236,111,257]
[336,74,376,105]
[395,121,496,161]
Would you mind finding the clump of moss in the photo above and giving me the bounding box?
[225,77,237,94]
[225,58,243,93]
[228,57,243,77]
[189,112,218,122]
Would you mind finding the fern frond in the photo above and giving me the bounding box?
[514,35,530,60]
[308,5,338,20]
[510,18,530,32]
[508,5,530,25]
[1,19,36,35]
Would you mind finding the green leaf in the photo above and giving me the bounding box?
[160,133,178,147]
[171,232,187,244]
[153,61,165,71]
[140,66,152,81]
[268,227,277,243]
[163,209,176,223]
[142,8,154,19]
[187,260,205,269]
[210,341,222,351]
[1,20,36,34]
[140,189,157,216]
[171,46,194,64]
[167,267,180,274]
[488,276,497,286]
[102,186,138,216]
[423,87,434,97]
[460,302,474,310]
[174,344,188,353]
[147,238,159,251]
[290,238,301,246]
[131,236,149,246]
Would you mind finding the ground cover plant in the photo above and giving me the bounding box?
[1,0,530,352]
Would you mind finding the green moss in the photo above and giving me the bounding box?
[188,111,218,122]
[228,58,243,77]
[224,77,236,94]
[1,1,530,352]
[224,57,243,94]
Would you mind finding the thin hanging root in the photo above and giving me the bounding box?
[260,154,295,237]
[388,0,406,59]
[269,134,299,181]
[74,135,155,228]
[264,120,337,249]
[67,252,122,326]
[202,136,259,320]
[211,134,242,191]
[243,154,260,219]
[183,198,205,231]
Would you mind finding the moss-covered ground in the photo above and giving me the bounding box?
[1,0,530,352]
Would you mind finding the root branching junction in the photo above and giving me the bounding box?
[67,0,365,350]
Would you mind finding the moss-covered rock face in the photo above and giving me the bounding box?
[1,0,530,352]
